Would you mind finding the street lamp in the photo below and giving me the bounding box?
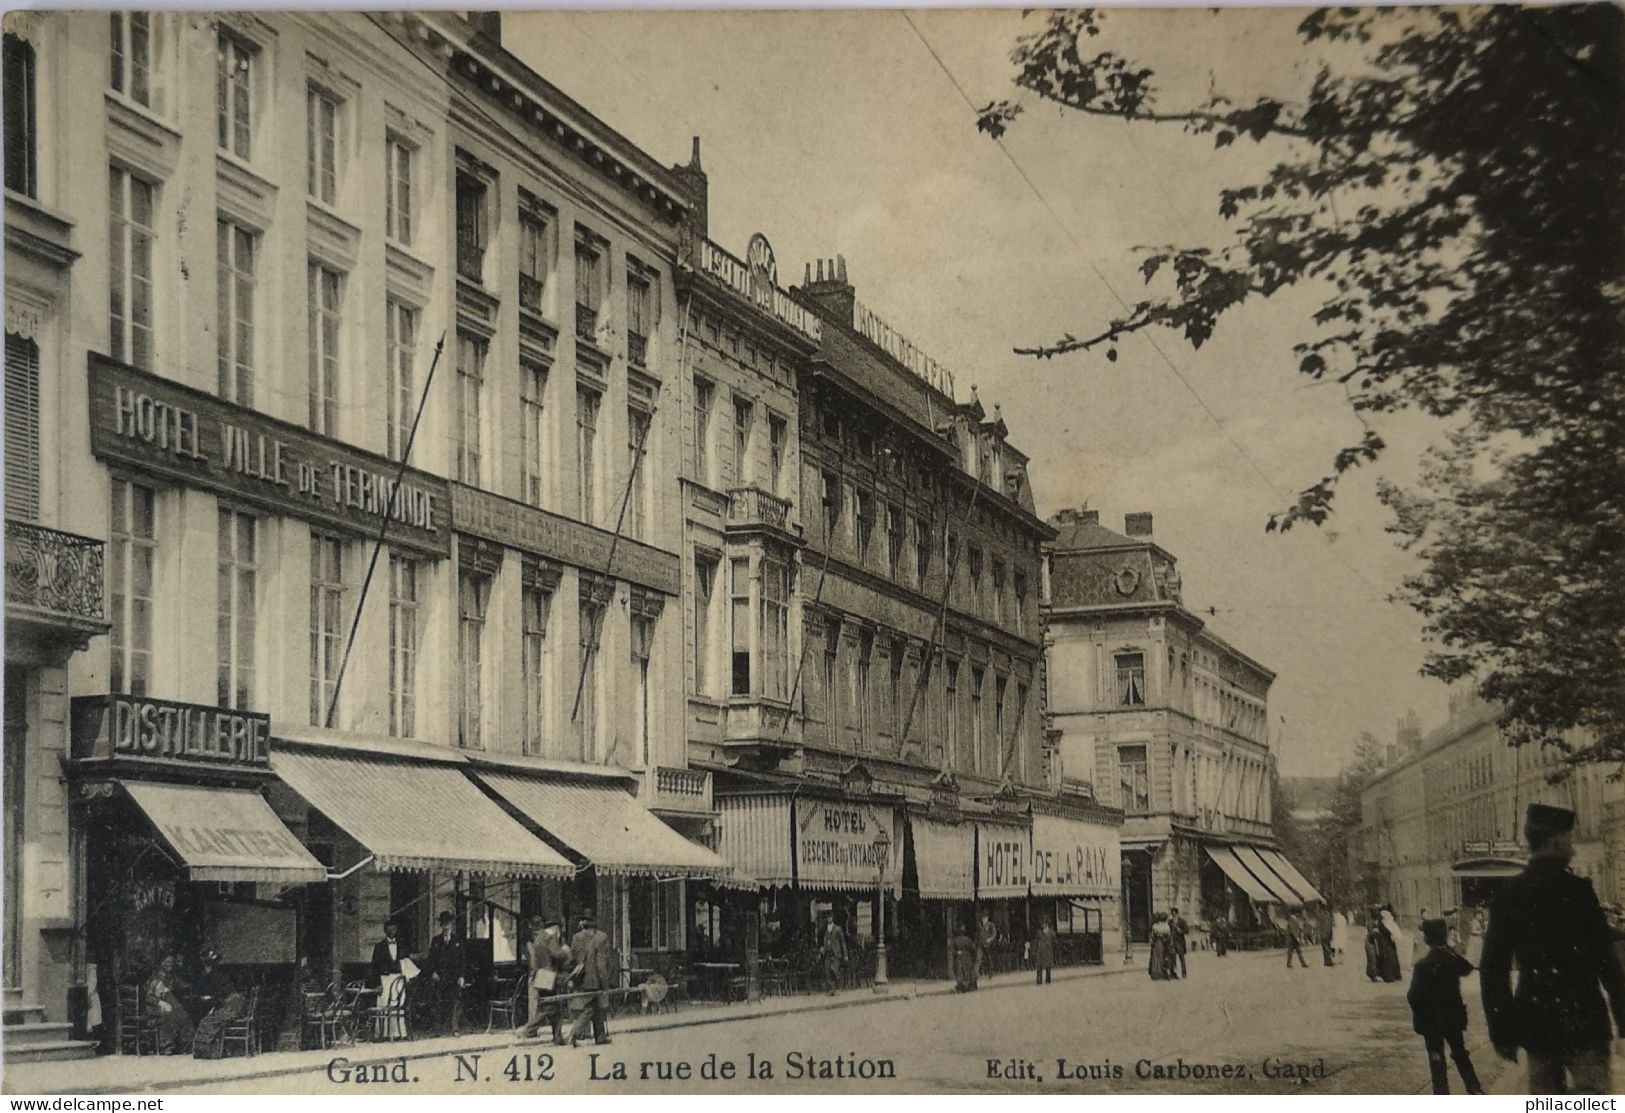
[873,826,891,992]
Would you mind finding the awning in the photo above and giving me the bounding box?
[794,798,901,895]
[717,794,795,889]
[1259,848,1324,903]
[1030,813,1119,899]
[1453,856,1526,879]
[272,748,572,878]
[975,821,1030,900]
[1205,845,1278,903]
[476,772,732,880]
[907,815,974,899]
[1232,845,1307,905]
[120,780,326,885]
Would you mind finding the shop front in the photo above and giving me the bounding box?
[1029,810,1120,964]
[973,818,1033,974]
[898,812,975,979]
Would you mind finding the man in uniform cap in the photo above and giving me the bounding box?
[1480,803,1625,1093]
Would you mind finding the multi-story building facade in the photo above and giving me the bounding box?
[1046,508,1312,943]
[1356,690,1623,921]
[2,10,732,1040]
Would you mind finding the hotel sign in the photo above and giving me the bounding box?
[794,800,901,894]
[1030,813,1119,898]
[851,300,956,399]
[698,237,822,342]
[976,821,1031,899]
[89,355,450,557]
[72,694,271,773]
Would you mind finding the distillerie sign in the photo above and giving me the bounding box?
[71,694,271,773]
[697,236,822,342]
[851,300,957,400]
[89,355,449,557]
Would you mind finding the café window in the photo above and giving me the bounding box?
[628,878,682,952]
[1117,744,1150,813]
[216,508,258,710]
[110,478,158,697]
[1115,651,1146,706]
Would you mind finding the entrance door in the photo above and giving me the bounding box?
[4,668,26,989]
[301,842,335,977]
[1123,851,1152,943]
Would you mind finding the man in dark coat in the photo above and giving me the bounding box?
[426,911,467,1036]
[1033,920,1057,985]
[1408,917,1483,1094]
[1318,904,1337,966]
[1284,911,1308,969]
[1481,803,1625,1094]
[521,914,569,1044]
[1168,908,1189,979]
[566,913,613,1047]
[370,919,405,983]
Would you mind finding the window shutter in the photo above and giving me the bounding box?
[5,333,41,521]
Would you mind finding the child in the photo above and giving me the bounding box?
[1407,917,1484,1094]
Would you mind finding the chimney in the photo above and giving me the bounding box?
[1079,508,1099,525]
[799,254,854,322]
[467,11,502,44]
[1124,512,1154,538]
[1396,710,1422,754]
[669,136,709,240]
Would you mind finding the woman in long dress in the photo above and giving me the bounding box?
[1148,914,1172,980]
[951,923,978,992]
[145,956,196,1054]
[1377,906,1405,982]
[1331,909,1349,962]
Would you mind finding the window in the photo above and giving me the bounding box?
[822,621,840,734]
[732,397,752,486]
[109,13,152,107]
[307,262,342,434]
[385,299,416,461]
[626,268,652,367]
[914,517,932,583]
[630,611,654,764]
[1013,570,1028,635]
[888,640,905,740]
[385,135,413,245]
[626,407,650,539]
[966,547,984,612]
[574,236,602,338]
[455,333,485,485]
[692,377,714,484]
[5,335,40,521]
[628,878,682,951]
[577,588,604,760]
[576,387,600,523]
[109,167,156,370]
[885,505,903,579]
[306,87,337,204]
[521,585,551,756]
[519,203,549,313]
[945,659,959,767]
[970,666,985,773]
[730,557,750,696]
[693,555,717,695]
[4,35,36,197]
[994,675,1008,773]
[1115,652,1146,706]
[761,557,790,701]
[992,561,1006,625]
[520,359,547,507]
[767,414,787,495]
[388,556,418,738]
[856,631,874,748]
[1118,744,1151,812]
[1014,682,1029,774]
[216,31,252,159]
[309,533,345,725]
[458,571,490,749]
[821,472,841,543]
[855,490,874,557]
[216,508,257,709]
[110,479,157,697]
[216,218,256,405]
[455,168,489,283]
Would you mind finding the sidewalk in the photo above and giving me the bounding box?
[4,959,1138,1095]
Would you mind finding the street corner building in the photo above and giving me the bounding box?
[1043,509,1321,946]
[0,8,1127,1066]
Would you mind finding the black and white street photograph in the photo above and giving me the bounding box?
[1,4,1622,1098]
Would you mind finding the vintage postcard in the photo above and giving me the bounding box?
[2,4,1621,1098]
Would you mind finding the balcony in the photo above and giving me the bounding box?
[723,698,801,762]
[725,487,794,539]
[647,765,714,817]
[5,520,108,654]
[575,302,599,341]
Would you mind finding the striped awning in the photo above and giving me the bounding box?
[272,747,572,879]
[975,821,1031,900]
[717,794,795,889]
[1232,845,1306,905]
[477,772,733,880]
[907,815,974,899]
[1258,848,1324,904]
[1205,845,1277,903]
[121,780,326,885]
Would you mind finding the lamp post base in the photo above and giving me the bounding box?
[873,944,889,993]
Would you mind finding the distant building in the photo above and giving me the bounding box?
[1045,508,1315,943]
[1355,690,1623,918]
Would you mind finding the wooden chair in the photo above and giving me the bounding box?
[300,989,332,1049]
[486,974,524,1033]
[219,986,261,1058]
[116,983,159,1056]
[366,976,409,1041]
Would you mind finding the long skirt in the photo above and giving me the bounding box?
[1148,937,1170,980]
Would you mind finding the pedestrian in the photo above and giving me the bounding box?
[1332,908,1350,962]
[821,913,849,995]
[1168,908,1189,979]
[520,914,569,1044]
[1211,918,1230,957]
[143,955,195,1055]
[369,918,408,1040]
[1318,904,1337,967]
[1481,803,1625,1094]
[978,911,997,979]
[1148,913,1172,980]
[1377,905,1405,982]
[1407,916,1484,1094]
[951,921,978,992]
[190,949,245,1059]
[566,913,613,1047]
[1033,919,1057,985]
[426,911,467,1036]
[1284,910,1308,969]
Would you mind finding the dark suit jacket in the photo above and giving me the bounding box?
[370,939,404,982]
[1480,857,1625,1052]
[570,928,613,991]
[427,933,466,984]
[1408,946,1472,1036]
[1169,916,1189,954]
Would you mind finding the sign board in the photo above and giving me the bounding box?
[794,799,900,895]
[72,694,271,773]
[976,821,1031,899]
[1030,812,1119,898]
[697,238,822,342]
[89,355,450,557]
[851,299,956,399]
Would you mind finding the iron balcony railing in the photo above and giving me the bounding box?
[5,520,106,624]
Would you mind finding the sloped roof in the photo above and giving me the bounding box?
[1051,518,1140,552]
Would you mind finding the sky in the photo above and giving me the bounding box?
[505,7,1456,777]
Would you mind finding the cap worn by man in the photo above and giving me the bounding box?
[1525,803,1577,836]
